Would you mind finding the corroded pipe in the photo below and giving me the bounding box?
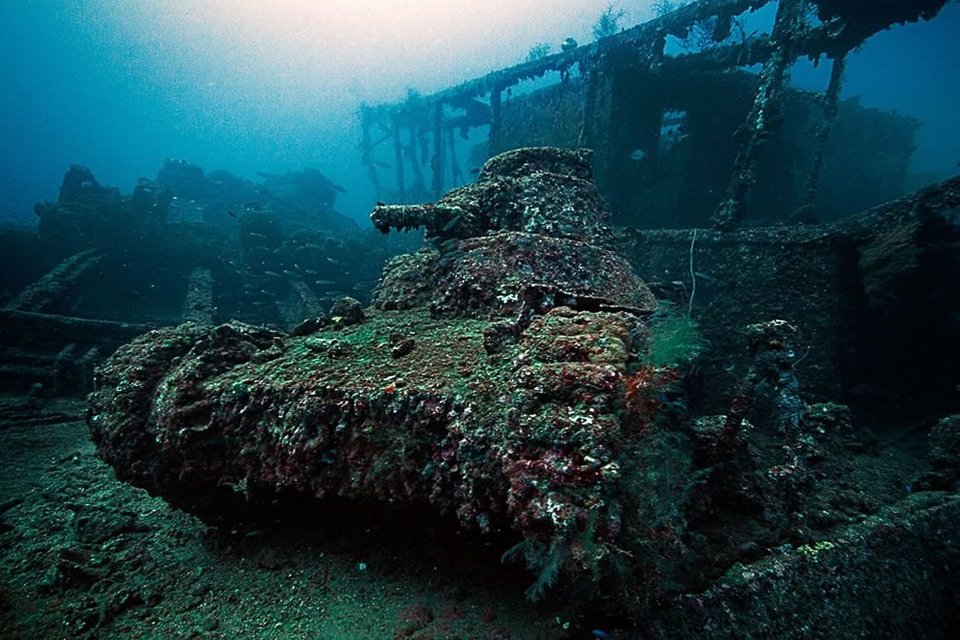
[370,203,438,234]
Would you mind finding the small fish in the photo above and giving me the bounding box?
[226,210,238,218]
[248,232,267,239]
[313,279,336,286]
[371,160,392,169]
[324,290,346,296]
[263,271,283,278]
[442,216,462,232]
[629,148,647,161]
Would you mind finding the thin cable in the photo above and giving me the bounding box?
[687,228,698,318]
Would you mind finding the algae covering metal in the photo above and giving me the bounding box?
[87,148,958,620]
[88,148,660,604]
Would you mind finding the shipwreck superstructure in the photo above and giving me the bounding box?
[360,0,945,227]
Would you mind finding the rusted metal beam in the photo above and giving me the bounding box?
[426,0,770,107]
[710,0,807,230]
[489,87,502,148]
[182,267,214,325]
[800,52,848,213]
[431,103,444,197]
[392,115,405,199]
[5,249,101,313]
[447,127,464,187]
[0,309,154,347]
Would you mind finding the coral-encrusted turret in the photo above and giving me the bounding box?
[371,147,655,317]
[371,147,611,242]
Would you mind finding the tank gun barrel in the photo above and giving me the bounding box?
[370,203,438,234]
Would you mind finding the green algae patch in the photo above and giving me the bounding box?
[263,310,497,396]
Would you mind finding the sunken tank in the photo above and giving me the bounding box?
[89,148,946,622]
[88,147,664,604]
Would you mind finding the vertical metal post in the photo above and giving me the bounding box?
[447,126,464,186]
[359,107,382,201]
[489,87,502,152]
[577,67,598,148]
[408,125,426,194]
[392,115,405,201]
[359,107,372,166]
[431,102,444,197]
[711,0,807,230]
[801,52,847,212]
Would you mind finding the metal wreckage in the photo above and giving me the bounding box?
[89,147,960,629]
[81,0,960,635]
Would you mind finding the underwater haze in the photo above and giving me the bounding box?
[1,0,958,228]
[1,0,647,227]
[3,2,960,638]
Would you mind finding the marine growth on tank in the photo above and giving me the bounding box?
[1,1,959,638]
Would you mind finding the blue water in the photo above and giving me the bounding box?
[1,0,958,229]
